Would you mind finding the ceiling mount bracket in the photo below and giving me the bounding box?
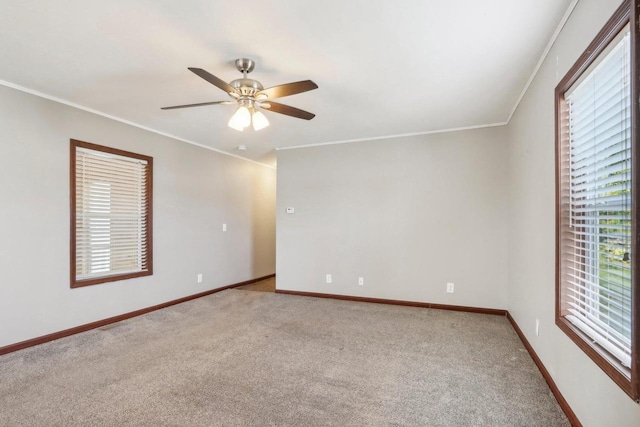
[235,58,255,75]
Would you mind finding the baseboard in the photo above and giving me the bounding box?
[275,289,507,316]
[506,313,582,427]
[0,273,275,356]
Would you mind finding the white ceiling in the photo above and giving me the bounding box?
[0,0,572,167]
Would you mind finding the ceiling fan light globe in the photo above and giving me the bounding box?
[252,111,270,131]
[228,106,251,130]
[234,105,251,128]
[237,106,251,127]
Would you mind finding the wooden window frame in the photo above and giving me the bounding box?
[555,0,639,401]
[70,139,153,288]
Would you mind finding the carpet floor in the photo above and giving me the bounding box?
[0,288,568,426]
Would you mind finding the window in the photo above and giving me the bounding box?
[70,139,153,288]
[555,0,638,400]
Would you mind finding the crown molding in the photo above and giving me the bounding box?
[0,79,275,170]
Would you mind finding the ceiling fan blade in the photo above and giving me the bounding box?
[261,101,315,120]
[257,80,318,99]
[161,101,233,110]
[188,67,238,95]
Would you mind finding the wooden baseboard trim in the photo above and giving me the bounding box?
[275,289,507,316]
[506,313,582,427]
[0,273,275,356]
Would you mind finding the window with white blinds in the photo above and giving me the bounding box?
[71,140,152,287]
[556,11,637,398]
[558,27,633,370]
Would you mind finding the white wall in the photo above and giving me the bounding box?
[506,0,640,425]
[0,84,276,348]
[276,127,509,309]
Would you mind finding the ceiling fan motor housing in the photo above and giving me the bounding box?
[230,78,264,98]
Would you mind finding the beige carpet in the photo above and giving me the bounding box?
[0,289,568,426]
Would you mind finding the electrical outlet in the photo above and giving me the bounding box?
[197,274,203,284]
[222,223,227,232]
[326,274,332,284]
[446,282,454,293]
[358,277,364,286]
[536,319,540,336]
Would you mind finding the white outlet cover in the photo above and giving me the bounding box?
[286,207,295,214]
[197,274,203,283]
[222,223,227,232]
[446,282,454,293]
[326,274,332,284]
[358,277,364,286]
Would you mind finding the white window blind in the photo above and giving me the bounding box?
[75,146,150,281]
[561,28,632,369]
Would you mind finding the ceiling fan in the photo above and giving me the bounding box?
[162,58,318,131]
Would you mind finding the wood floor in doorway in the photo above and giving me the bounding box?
[237,276,275,292]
